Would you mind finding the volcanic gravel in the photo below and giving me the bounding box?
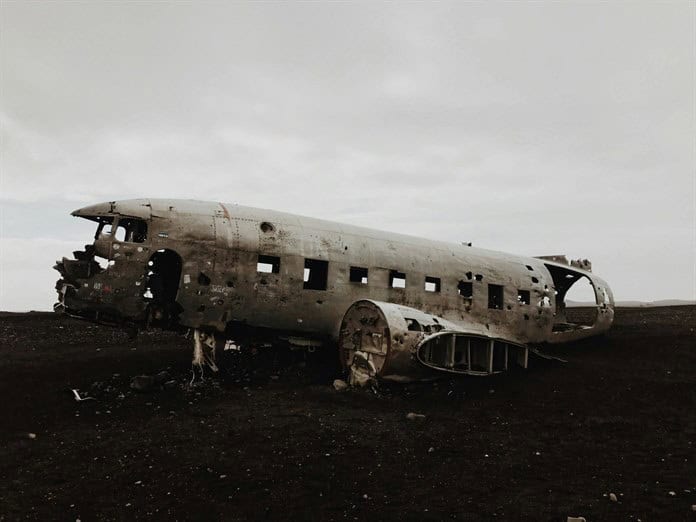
[0,307,694,521]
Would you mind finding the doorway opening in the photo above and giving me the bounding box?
[144,249,182,326]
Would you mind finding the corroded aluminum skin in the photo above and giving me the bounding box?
[55,198,615,378]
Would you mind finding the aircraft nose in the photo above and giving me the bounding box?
[71,201,115,217]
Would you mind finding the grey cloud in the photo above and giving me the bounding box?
[1,1,694,310]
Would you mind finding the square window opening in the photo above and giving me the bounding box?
[488,284,504,309]
[424,276,441,293]
[518,289,530,305]
[349,266,368,284]
[458,280,473,299]
[390,270,406,289]
[257,254,280,274]
[304,258,329,290]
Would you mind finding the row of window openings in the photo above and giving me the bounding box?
[257,255,535,307]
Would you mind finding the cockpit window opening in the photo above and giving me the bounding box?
[94,217,115,239]
[114,225,126,242]
[91,216,147,244]
[115,218,148,243]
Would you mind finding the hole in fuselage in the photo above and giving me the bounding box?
[144,249,182,326]
[260,221,275,233]
[544,263,600,331]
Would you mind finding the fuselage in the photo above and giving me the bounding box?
[54,199,614,351]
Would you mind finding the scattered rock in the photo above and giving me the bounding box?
[333,379,348,392]
[153,371,171,385]
[668,491,676,496]
[567,517,586,522]
[691,504,696,512]
[27,432,37,439]
[609,493,618,502]
[131,371,174,392]
[406,412,426,421]
[130,375,155,392]
[428,447,435,453]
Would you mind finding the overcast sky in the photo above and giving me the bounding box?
[1,1,694,311]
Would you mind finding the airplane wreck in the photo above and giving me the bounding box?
[54,199,614,383]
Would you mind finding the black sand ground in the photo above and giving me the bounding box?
[0,307,694,521]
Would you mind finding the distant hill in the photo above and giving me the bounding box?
[2,301,695,315]
[566,300,696,308]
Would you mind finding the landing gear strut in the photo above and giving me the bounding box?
[190,329,221,383]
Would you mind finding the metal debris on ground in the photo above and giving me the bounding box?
[348,351,376,387]
[71,389,96,401]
